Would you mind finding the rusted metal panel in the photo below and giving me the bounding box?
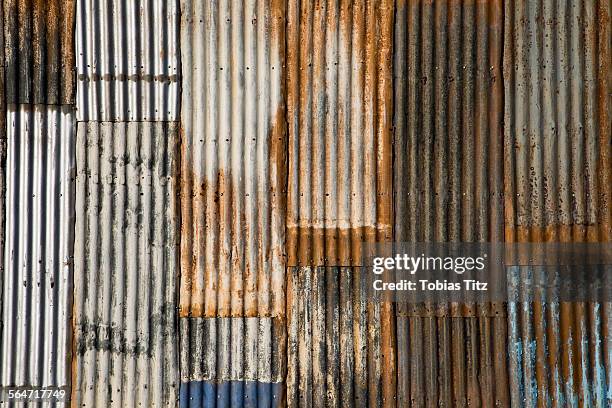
[178,1,287,403]
[393,0,508,406]
[285,1,396,406]
[286,0,394,268]
[72,121,180,407]
[0,104,75,395]
[504,0,611,406]
[178,0,286,321]
[75,0,180,121]
[3,0,76,104]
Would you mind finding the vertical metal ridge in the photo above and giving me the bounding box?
[73,122,179,407]
[75,0,180,121]
[178,0,287,405]
[0,104,75,396]
[3,0,76,105]
[503,0,611,406]
[393,0,508,406]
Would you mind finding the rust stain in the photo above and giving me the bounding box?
[180,107,287,319]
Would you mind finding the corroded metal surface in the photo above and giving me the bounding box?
[0,104,75,395]
[504,0,611,406]
[3,0,75,104]
[286,0,394,268]
[72,121,180,407]
[178,0,286,320]
[285,2,396,406]
[178,1,287,403]
[75,0,180,121]
[393,0,509,405]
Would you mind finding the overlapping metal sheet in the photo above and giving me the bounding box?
[3,0,75,104]
[285,1,396,406]
[75,0,180,121]
[504,0,611,406]
[73,121,180,407]
[0,104,75,395]
[287,266,386,407]
[393,1,509,406]
[178,0,287,404]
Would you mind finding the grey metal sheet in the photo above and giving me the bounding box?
[0,104,75,396]
[73,121,180,407]
[75,0,180,121]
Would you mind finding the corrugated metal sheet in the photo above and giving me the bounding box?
[75,0,180,121]
[285,1,396,407]
[504,0,610,406]
[3,0,75,104]
[178,1,287,403]
[0,104,75,393]
[72,121,180,407]
[393,1,508,406]
[286,0,394,267]
[287,266,385,407]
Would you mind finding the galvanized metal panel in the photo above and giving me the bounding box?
[393,0,508,405]
[178,1,287,403]
[73,121,180,407]
[286,0,394,268]
[3,0,76,104]
[75,0,180,121]
[504,1,611,406]
[0,104,75,394]
[285,1,396,406]
[178,0,286,321]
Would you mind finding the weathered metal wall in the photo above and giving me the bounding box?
[504,0,610,406]
[285,1,396,407]
[0,105,75,397]
[75,0,180,121]
[393,1,509,406]
[178,0,287,405]
[73,122,180,407]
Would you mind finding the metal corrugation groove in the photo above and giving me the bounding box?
[72,121,180,407]
[75,0,180,121]
[178,1,287,405]
[3,0,75,104]
[504,1,611,406]
[0,105,75,401]
[393,0,508,406]
[285,1,395,407]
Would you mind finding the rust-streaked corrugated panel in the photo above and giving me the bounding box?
[504,0,610,406]
[73,122,180,407]
[178,0,287,404]
[0,105,75,395]
[3,0,75,104]
[393,0,508,405]
[75,0,180,121]
[285,1,396,407]
[286,0,394,267]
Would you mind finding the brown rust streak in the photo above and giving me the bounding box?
[60,0,76,103]
[375,0,395,406]
[179,125,195,318]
